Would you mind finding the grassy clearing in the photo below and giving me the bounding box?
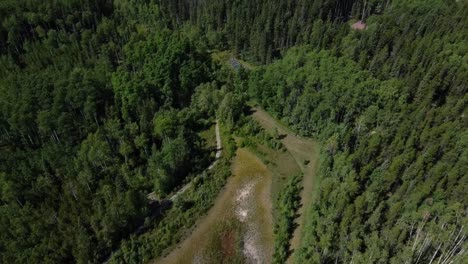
[211,50,256,70]
[150,107,317,264]
[157,148,273,264]
[249,143,301,219]
[291,154,323,264]
[251,107,320,262]
[210,50,232,63]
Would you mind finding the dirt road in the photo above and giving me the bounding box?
[252,107,319,262]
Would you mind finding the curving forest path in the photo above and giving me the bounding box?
[251,107,319,263]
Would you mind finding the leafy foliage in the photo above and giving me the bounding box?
[273,173,303,264]
[157,0,390,63]
[0,1,226,262]
[247,1,468,262]
[1,0,467,263]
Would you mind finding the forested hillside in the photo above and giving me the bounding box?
[0,0,466,263]
[245,1,468,262]
[157,0,390,63]
[161,0,467,262]
[0,0,232,262]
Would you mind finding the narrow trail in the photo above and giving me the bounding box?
[105,121,222,264]
[251,107,319,263]
[208,120,222,170]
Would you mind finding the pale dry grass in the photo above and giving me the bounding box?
[253,144,301,217]
[156,149,274,264]
[251,107,320,263]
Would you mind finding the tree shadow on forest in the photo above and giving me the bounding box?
[246,107,257,116]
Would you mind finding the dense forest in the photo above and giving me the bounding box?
[244,1,467,262]
[158,0,391,63]
[0,0,238,262]
[1,0,467,263]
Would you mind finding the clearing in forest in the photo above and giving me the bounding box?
[251,107,320,262]
[156,148,274,264]
[211,50,256,70]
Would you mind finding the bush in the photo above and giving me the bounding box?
[272,173,303,264]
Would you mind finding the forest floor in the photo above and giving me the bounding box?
[251,107,320,263]
[155,148,274,264]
